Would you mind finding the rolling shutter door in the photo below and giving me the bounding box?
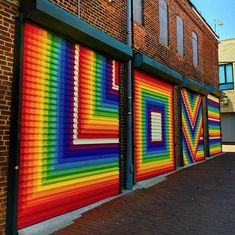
[18,23,120,228]
[181,88,204,165]
[221,113,235,143]
[134,70,175,182]
[208,95,222,155]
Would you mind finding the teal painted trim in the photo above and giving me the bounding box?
[133,53,212,95]
[21,0,132,61]
[205,85,226,98]
[205,85,215,93]
[133,53,184,84]
[181,77,208,95]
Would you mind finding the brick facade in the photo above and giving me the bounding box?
[0,0,19,233]
[202,95,210,158]
[173,85,182,167]
[119,64,127,188]
[133,0,218,87]
[45,0,219,174]
[49,0,78,15]
[0,0,219,233]
[50,0,127,43]
[80,0,126,43]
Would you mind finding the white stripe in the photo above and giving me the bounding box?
[73,45,119,145]
[73,138,119,145]
[151,111,162,141]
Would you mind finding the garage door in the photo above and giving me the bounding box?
[134,70,175,182]
[18,23,120,228]
[221,113,235,143]
[181,89,204,165]
[207,95,222,156]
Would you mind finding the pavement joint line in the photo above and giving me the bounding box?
[18,152,226,235]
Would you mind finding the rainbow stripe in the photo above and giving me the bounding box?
[208,95,222,156]
[18,23,120,228]
[134,70,175,181]
[181,89,204,165]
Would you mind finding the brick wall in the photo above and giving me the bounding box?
[0,0,19,233]
[119,64,127,188]
[202,96,210,158]
[80,0,126,43]
[50,0,127,43]
[134,0,218,87]
[49,0,78,15]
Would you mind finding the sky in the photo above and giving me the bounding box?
[191,0,235,40]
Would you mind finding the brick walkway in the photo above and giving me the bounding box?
[55,153,235,235]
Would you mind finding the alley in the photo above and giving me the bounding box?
[55,153,235,235]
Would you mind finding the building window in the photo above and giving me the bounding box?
[176,16,184,55]
[192,32,198,66]
[133,0,143,25]
[159,0,168,45]
[219,63,234,90]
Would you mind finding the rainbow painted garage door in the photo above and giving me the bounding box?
[134,70,175,181]
[181,89,204,165]
[18,23,120,228]
[208,94,222,156]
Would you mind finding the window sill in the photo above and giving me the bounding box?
[176,52,184,61]
[133,21,144,28]
[159,41,170,50]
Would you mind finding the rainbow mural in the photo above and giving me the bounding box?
[18,23,120,228]
[208,95,222,156]
[181,89,204,165]
[134,70,175,181]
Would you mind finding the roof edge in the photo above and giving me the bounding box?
[187,0,219,40]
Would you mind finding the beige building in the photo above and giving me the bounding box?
[219,39,235,143]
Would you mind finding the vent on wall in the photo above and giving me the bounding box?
[220,97,228,106]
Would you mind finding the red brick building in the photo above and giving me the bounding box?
[0,0,223,234]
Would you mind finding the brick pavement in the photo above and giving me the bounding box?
[55,153,235,235]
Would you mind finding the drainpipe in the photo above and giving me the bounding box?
[125,0,133,190]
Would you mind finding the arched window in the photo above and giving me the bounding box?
[192,31,198,66]
[133,0,143,25]
[159,0,168,45]
[176,16,184,55]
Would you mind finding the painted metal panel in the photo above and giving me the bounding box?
[18,23,120,229]
[181,88,204,165]
[134,70,175,182]
[208,95,222,155]
[221,113,235,143]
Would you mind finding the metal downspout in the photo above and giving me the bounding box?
[125,0,133,189]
